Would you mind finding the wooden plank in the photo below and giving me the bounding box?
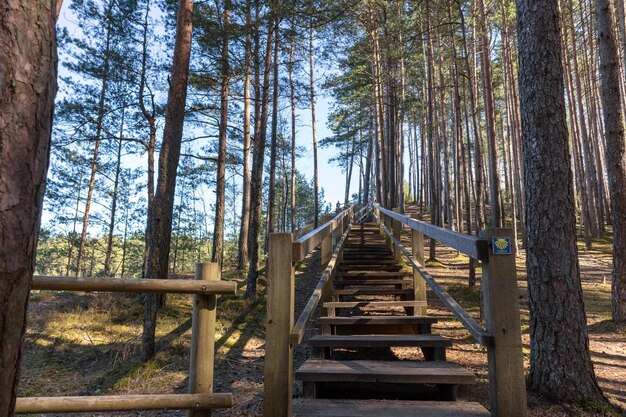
[295,359,475,385]
[189,263,219,417]
[292,399,490,417]
[14,394,233,414]
[392,208,403,263]
[323,301,427,309]
[374,205,488,261]
[480,229,527,417]
[32,276,236,295]
[318,316,438,325]
[321,214,335,265]
[337,271,411,278]
[333,279,409,287]
[411,214,427,316]
[332,289,412,296]
[307,334,452,348]
[264,234,294,417]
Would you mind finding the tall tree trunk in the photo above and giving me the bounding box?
[76,0,115,277]
[477,0,503,227]
[142,0,194,361]
[267,21,280,244]
[596,0,626,323]
[309,19,319,226]
[289,16,297,233]
[237,0,252,269]
[245,11,275,299]
[516,0,603,400]
[104,106,126,277]
[211,0,230,268]
[0,1,57,414]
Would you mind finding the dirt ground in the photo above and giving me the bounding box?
[17,231,626,416]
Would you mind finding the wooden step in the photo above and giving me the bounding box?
[292,399,490,417]
[324,301,426,309]
[338,265,402,271]
[295,359,476,385]
[308,335,450,361]
[333,279,409,288]
[341,259,397,265]
[318,316,438,326]
[332,289,413,296]
[337,271,411,278]
[319,315,436,336]
[308,334,451,349]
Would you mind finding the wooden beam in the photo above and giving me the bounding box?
[292,206,353,262]
[189,263,219,417]
[14,394,233,414]
[411,214,427,316]
[264,234,295,417]
[480,229,527,417]
[32,276,236,295]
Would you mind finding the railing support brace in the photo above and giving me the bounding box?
[264,233,295,417]
[480,228,527,417]
[189,263,219,417]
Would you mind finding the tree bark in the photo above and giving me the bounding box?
[596,0,626,323]
[245,11,275,299]
[211,0,230,268]
[309,19,320,226]
[237,0,252,270]
[142,0,194,361]
[0,1,57,414]
[516,0,604,401]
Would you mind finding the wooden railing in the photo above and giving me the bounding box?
[373,204,527,417]
[16,263,237,416]
[263,206,353,417]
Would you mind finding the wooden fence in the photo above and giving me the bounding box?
[263,206,353,417]
[373,204,527,417]
[15,263,237,416]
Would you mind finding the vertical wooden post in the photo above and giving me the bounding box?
[411,214,427,316]
[189,263,219,417]
[264,233,295,417]
[321,215,333,265]
[392,208,402,263]
[479,228,527,417]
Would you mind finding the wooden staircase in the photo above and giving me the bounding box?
[292,222,489,417]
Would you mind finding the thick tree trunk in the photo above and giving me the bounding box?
[238,0,252,269]
[289,19,297,233]
[516,0,604,401]
[596,0,626,323]
[211,0,230,268]
[142,0,194,361]
[0,1,57,414]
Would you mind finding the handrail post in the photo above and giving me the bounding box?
[264,233,295,417]
[480,229,527,417]
[411,214,427,316]
[320,214,333,265]
[392,208,403,263]
[189,263,219,417]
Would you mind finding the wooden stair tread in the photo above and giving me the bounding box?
[341,259,397,264]
[337,271,411,277]
[333,279,409,287]
[292,399,490,417]
[308,334,452,348]
[324,301,426,308]
[332,289,413,296]
[295,359,476,385]
[319,316,438,325]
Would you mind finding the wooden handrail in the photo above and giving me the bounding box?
[374,204,489,261]
[292,206,353,262]
[15,393,233,414]
[374,215,493,346]
[32,276,237,295]
[290,225,350,345]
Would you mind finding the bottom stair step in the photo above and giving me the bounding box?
[292,399,490,417]
[295,359,476,385]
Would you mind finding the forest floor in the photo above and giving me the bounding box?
[17,232,626,416]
